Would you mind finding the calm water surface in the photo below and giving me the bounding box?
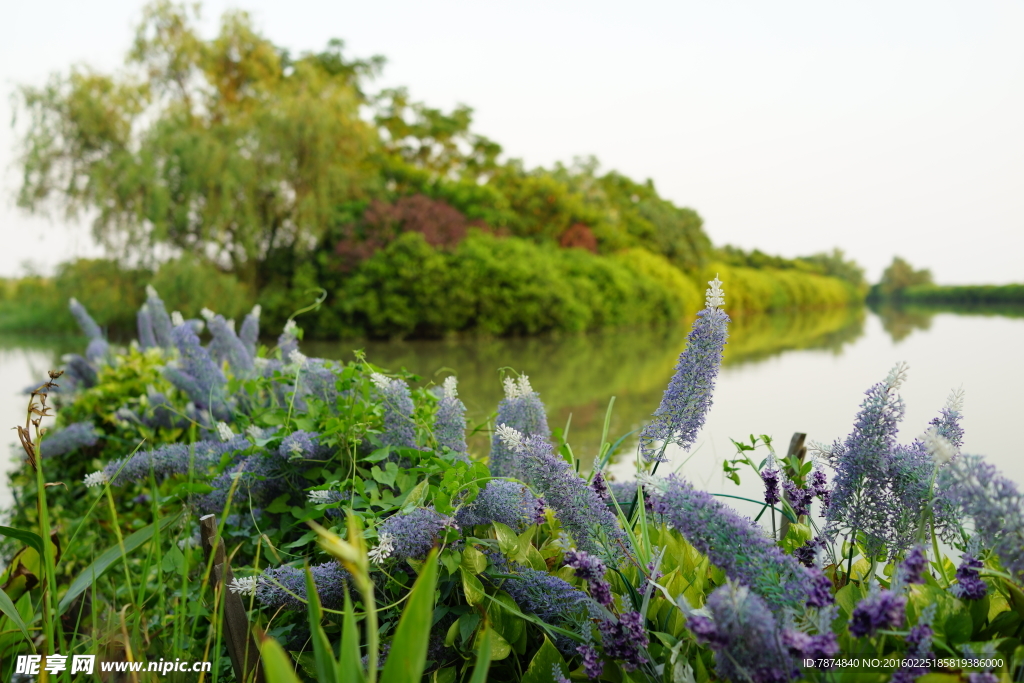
[2,307,1022,517]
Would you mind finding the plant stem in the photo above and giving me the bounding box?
[105,483,137,605]
[34,455,56,656]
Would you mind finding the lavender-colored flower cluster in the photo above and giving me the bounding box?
[498,564,603,655]
[639,276,729,463]
[279,430,325,460]
[892,605,936,683]
[498,428,627,557]
[256,561,350,611]
[40,421,100,458]
[165,323,230,420]
[590,470,609,502]
[278,320,299,360]
[762,467,781,505]
[599,611,648,672]
[821,367,966,560]
[69,297,104,341]
[564,550,613,608]
[950,555,987,600]
[206,314,254,377]
[239,305,260,359]
[105,435,250,486]
[433,376,468,456]
[781,629,839,661]
[848,588,906,638]
[823,363,908,557]
[371,373,418,450]
[938,455,1024,581]
[489,375,551,478]
[687,581,799,683]
[899,546,928,586]
[377,508,450,562]
[455,480,544,532]
[578,643,603,680]
[783,478,814,518]
[653,475,809,613]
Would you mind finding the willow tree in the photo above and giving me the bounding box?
[14,1,382,288]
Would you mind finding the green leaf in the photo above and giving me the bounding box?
[339,590,366,683]
[0,586,30,642]
[487,590,524,645]
[461,546,487,574]
[58,513,181,615]
[521,636,567,683]
[468,627,493,683]
[305,564,340,683]
[260,636,304,683]
[0,526,43,555]
[493,521,519,556]
[402,478,430,511]
[462,567,485,605]
[160,545,185,574]
[380,548,439,683]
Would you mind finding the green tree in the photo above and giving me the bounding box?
[877,256,933,297]
[14,0,382,288]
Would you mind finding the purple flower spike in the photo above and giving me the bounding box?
[371,373,418,450]
[40,421,100,459]
[848,589,906,638]
[565,550,613,607]
[653,475,809,613]
[950,555,987,600]
[591,470,610,502]
[939,455,1024,582]
[433,376,468,456]
[639,276,729,463]
[578,643,603,680]
[600,611,648,671]
[495,425,627,557]
[762,467,781,505]
[695,581,800,683]
[783,478,813,517]
[489,375,551,479]
[900,546,928,585]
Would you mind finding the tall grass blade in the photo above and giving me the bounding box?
[57,513,181,614]
[338,589,366,683]
[259,635,304,683]
[0,586,31,642]
[379,548,439,683]
[0,526,43,555]
[468,626,492,683]
[304,563,340,683]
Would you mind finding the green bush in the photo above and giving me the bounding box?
[331,233,692,338]
[898,283,1024,306]
[0,258,252,336]
[710,262,861,314]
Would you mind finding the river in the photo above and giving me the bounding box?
[3,306,1023,517]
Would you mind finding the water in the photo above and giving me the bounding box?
[3,307,1023,518]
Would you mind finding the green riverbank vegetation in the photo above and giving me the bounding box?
[6,1,866,339]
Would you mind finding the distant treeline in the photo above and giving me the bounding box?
[6,2,867,339]
[868,257,1024,309]
[891,284,1024,306]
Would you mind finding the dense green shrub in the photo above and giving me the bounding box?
[331,233,693,338]
[897,283,1024,306]
[711,262,861,314]
[0,257,253,336]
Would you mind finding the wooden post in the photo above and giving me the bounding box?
[200,514,264,683]
[778,433,807,540]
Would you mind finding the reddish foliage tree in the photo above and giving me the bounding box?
[333,194,472,270]
[559,223,598,253]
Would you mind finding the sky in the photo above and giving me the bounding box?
[1,0,1022,284]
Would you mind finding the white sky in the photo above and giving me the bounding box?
[2,0,1023,284]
